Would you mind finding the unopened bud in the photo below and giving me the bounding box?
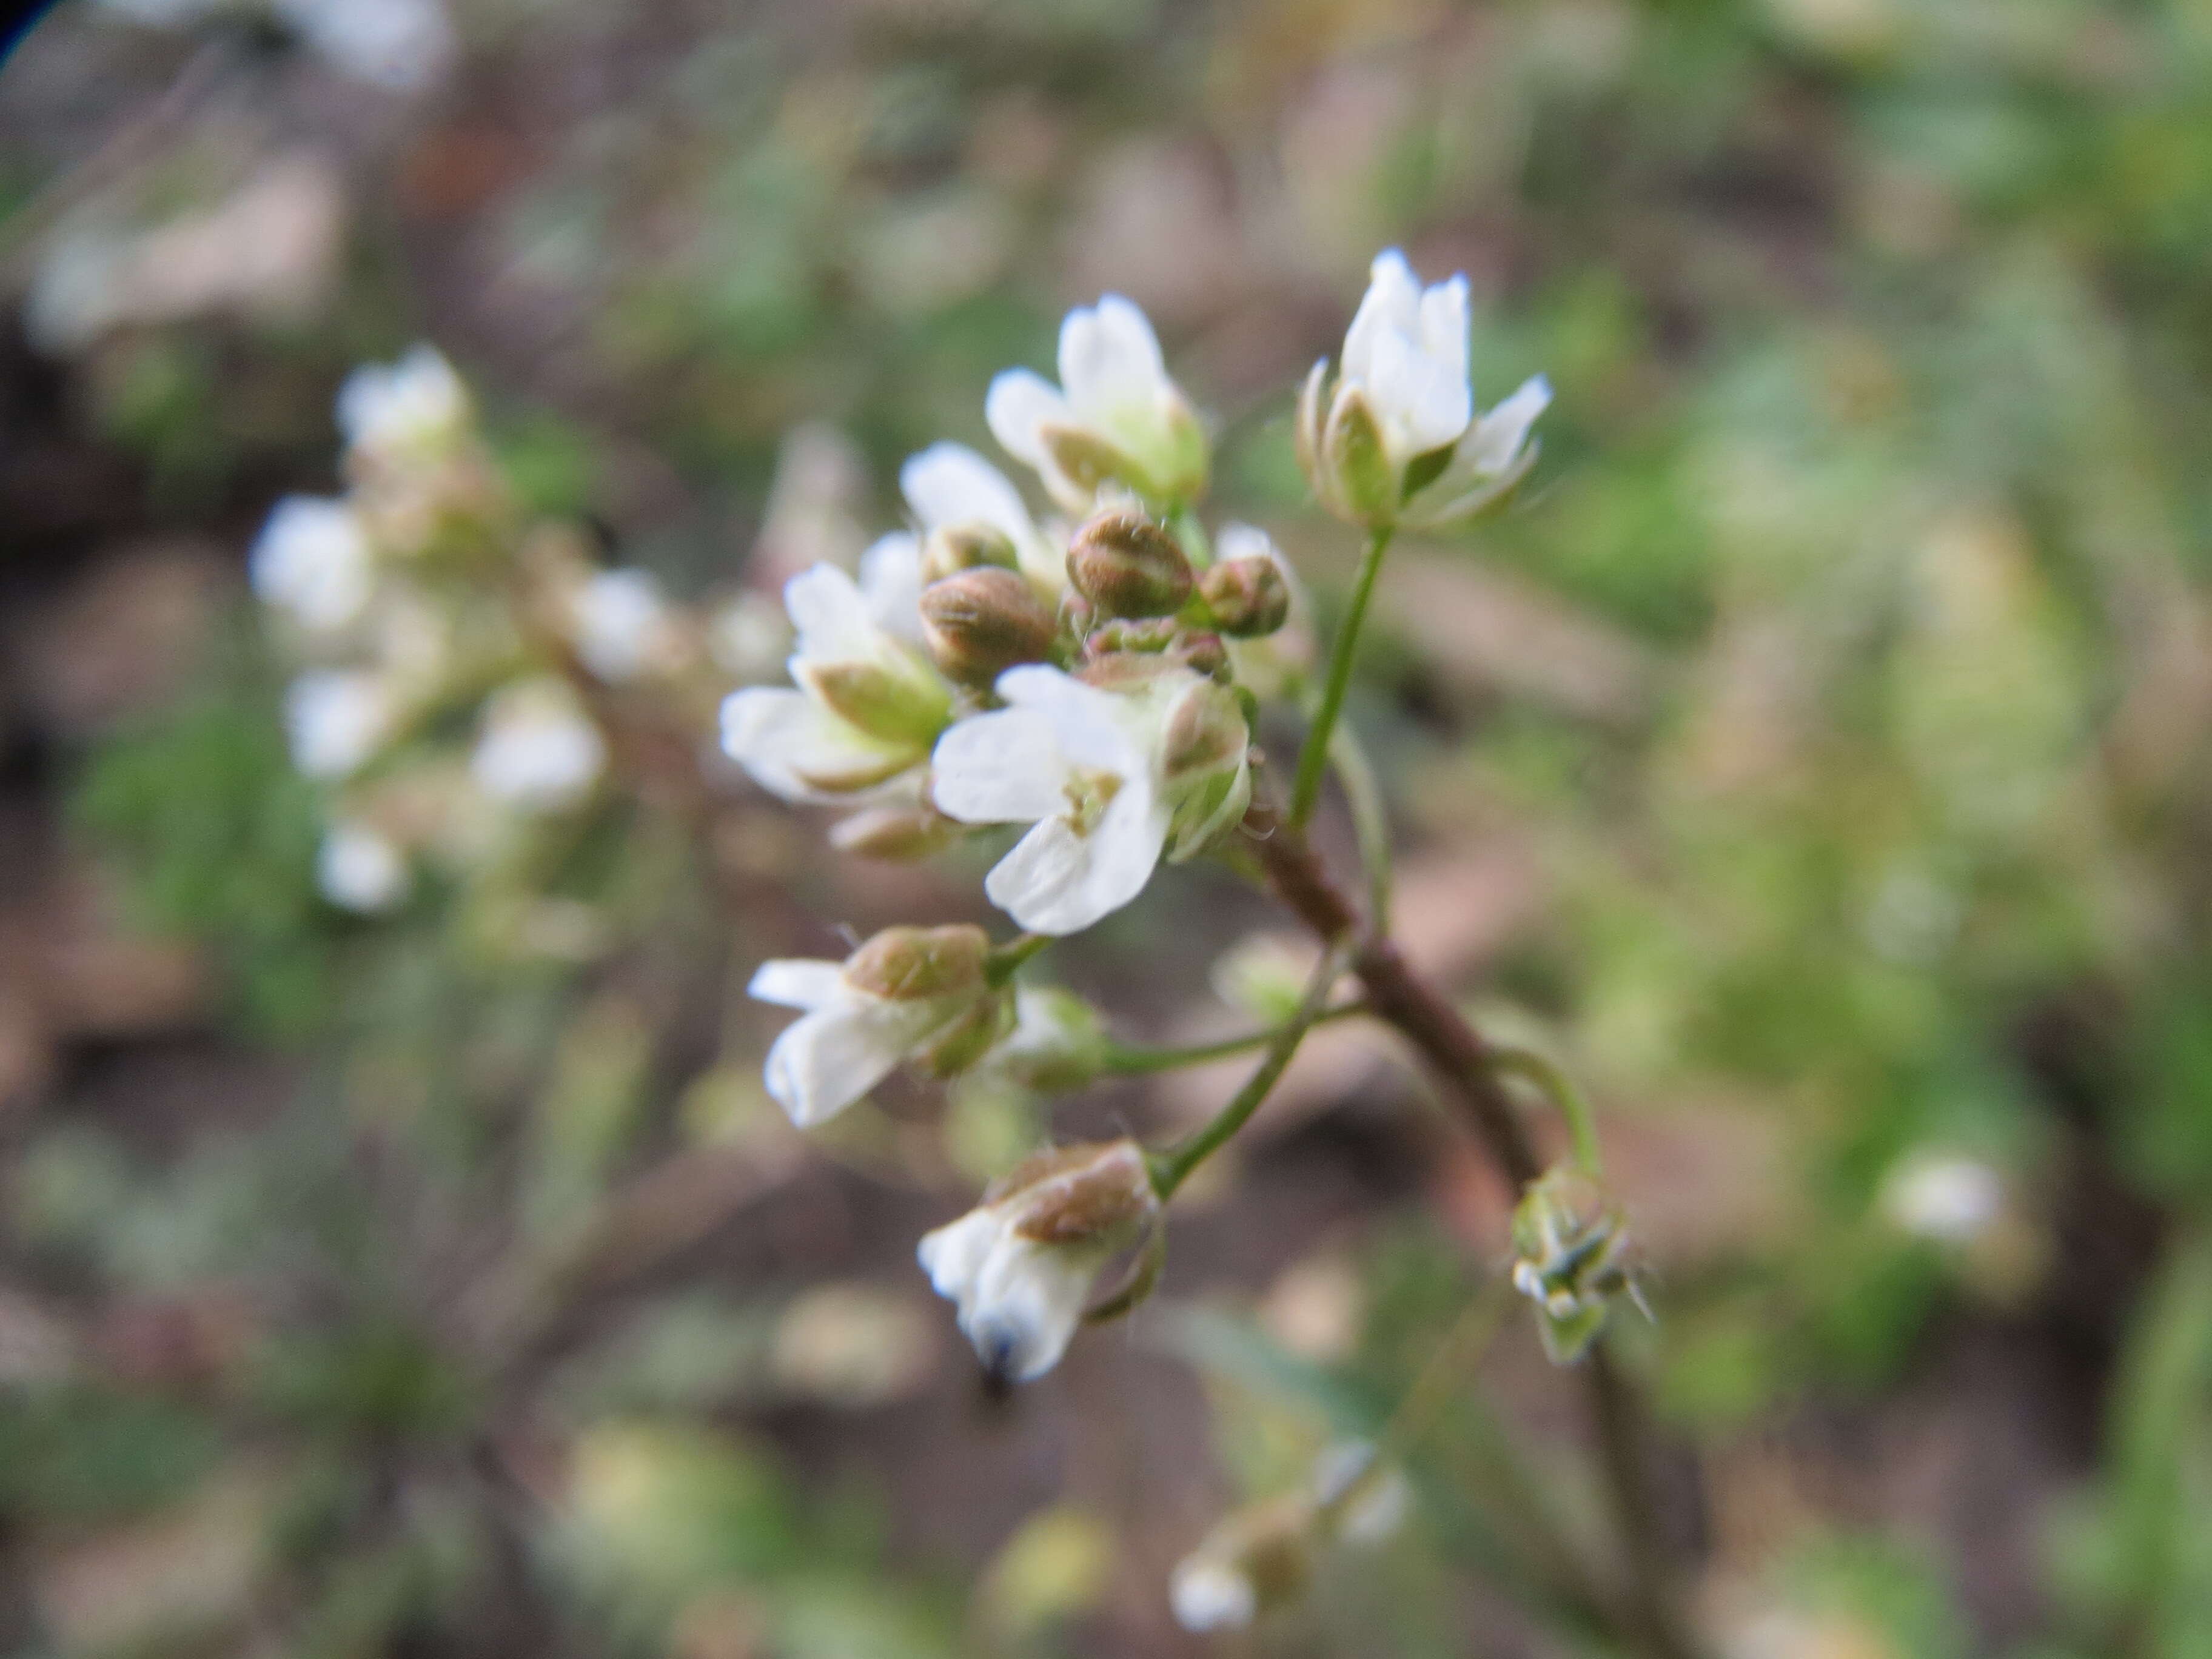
[829,802,963,861]
[918,569,1058,685]
[995,1138,1159,1245]
[1067,511,1194,619]
[920,521,1019,585]
[797,659,951,747]
[1170,629,1230,680]
[1164,680,1249,782]
[1199,556,1290,637]
[843,923,991,1001]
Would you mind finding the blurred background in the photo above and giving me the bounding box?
[2,0,2211,1654]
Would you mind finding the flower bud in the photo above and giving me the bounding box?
[1321,384,1398,525]
[1067,510,1194,619]
[919,521,1019,585]
[796,658,953,748]
[979,987,1106,1093]
[915,988,1017,1077]
[842,923,991,1002]
[1082,617,1181,657]
[1199,556,1290,637]
[1163,679,1248,783]
[1510,1167,1640,1365]
[1160,676,1253,860]
[1168,629,1230,680]
[918,568,1059,686]
[828,802,964,862]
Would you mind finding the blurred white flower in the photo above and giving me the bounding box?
[1169,1559,1258,1633]
[470,679,605,813]
[709,590,794,683]
[275,0,456,92]
[317,819,409,913]
[918,1138,1157,1382]
[252,495,374,634]
[749,925,1000,1127]
[986,294,1207,512]
[899,443,1065,593]
[1296,249,1547,528]
[571,569,674,684]
[1882,1152,2003,1244]
[338,344,469,466]
[285,669,395,780]
[719,554,951,803]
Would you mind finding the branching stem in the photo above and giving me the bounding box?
[1100,1000,1368,1074]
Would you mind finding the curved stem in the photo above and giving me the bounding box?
[985,931,1053,987]
[1490,1044,1604,1176]
[1100,1000,1369,1074]
[1289,525,1395,830]
[1149,940,1353,1199]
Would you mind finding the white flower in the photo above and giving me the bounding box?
[317,819,409,913]
[470,679,605,813]
[251,495,374,635]
[986,295,1206,512]
[285,669,396,780]
[1882,1153,2003,1244]
[1296,249,1549,528]
[571,569,674,684]
[749,925,1000,1127]
[930,663,1248,935]
[709,589,793,682]
[917,1139,1157,1382]
[719,552,952,804]
[898,442,1065,593]
[337,344,469,464]
[1170,1560,1258,1633]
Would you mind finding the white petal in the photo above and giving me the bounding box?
[285,670,393,780]
[783,563,881,666]
[762,1000,931,1127]
[1213,521,1279,566]
[747,958,847,1011]
[900,442,1033,544]
[930,707,1071,824]
[1367,323,1472,462]
[857,532,927,644]
[572,569,668,682]
[1416,272,1470,384]
[1058,294,1167,423]
[1341,249,1421,387]
[1170,1561,1258,1633]
[992,665,1144,776]
[984,782,1165,936]
[252,496,372,633]
[985,369,1071,470]
[719,688,914,802]
[917,1208,1006,1302]
[1461,374,1551,476]
[317,820,408,913]
[963,1232,1098,1381]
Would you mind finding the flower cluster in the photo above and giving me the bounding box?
[253,346,708,927]
[727,256,1549,1387]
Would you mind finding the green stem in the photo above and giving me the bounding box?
[985,932,1053,987]
[1329,719,1393,929]
[1100,1001,1369,1074]
[1490,1044,1603,1176]
[1289,525,1395,830]
[1149,941,1353,1198]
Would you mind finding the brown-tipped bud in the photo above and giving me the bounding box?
[918,569,1057,686]
[920,521,1019,585]
[843,923,990,1001]
[1199,557,1291,637]
[994,1138,1160,1245]
[1067,510,1195,619]
[829,802,964,862]
[916,988,1016,1077]
[1170,630,1230,680]
[1163,680,1250,783]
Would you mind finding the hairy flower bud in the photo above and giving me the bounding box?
[919,1138,1160,1382]
[1199,556,1290,637]
[1067,510,1194,619]
[919,521,1020,585]
[918,568,1058,686]
[1510,1167,1641,1364]
[842,923,991,1002]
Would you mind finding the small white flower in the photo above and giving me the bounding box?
[470,678,605,813]
[337,343,469,465]
[749,925,999,1127]
[719,551,952,804]
[898,442,1065,593]
[1297,249,1548,528]
[571,569,674,684]
[930,662,1248,935]
[917,1139,1157,1382]
[709,590,794,682]
[285,669,396,780]
[1882,1153,2003,1244]
[986,294,1207,512]
[1169,1559,1258,1633]
[251,495,374,634]
[317,819,410,913]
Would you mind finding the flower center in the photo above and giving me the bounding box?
[1061,766,1122,837]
